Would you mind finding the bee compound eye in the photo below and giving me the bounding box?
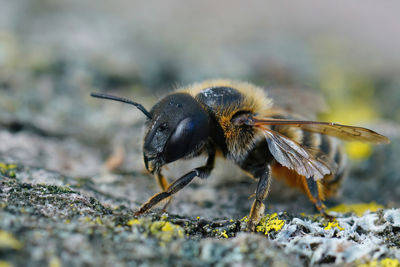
[164,115,209,163]
[167,117,195,149]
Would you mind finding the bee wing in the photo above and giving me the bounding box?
[253,118,390,144]
[259,126,332,180]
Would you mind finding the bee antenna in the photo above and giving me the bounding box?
[90,92,153,119]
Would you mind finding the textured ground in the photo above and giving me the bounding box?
[0,124,399,266]
[1,1,400,266]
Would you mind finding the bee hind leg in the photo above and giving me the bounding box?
[247,165,271,232]
[304,177,335,220]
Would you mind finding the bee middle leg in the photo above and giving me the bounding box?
[247,165,271,231]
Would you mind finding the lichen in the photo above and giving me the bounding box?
[358,258,400,267]
[0,230,23,250]
[219,230,228,239]
[0,163,17,178]
[49,257,61,267]
[323,220,345,231]
[255,213,285,235]
[128,218,184,243]
[0,261,13,267]
[346,142,372,160]
[126,219,140,226]
[327,202,384,217]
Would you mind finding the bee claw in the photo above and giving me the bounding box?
[248,193,256,200]
[322,212,335,221]
[134,206,148,217]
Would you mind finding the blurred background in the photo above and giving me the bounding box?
[0,0,399,216]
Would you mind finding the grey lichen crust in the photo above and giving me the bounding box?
[0,162,399,267]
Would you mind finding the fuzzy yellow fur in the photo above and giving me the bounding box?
[183,79,273,116]
[179,79,272,158]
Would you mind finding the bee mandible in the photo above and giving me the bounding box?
[91,80,390,231]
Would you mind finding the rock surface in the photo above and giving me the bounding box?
[1,2,400,266]
[0,132,399,266]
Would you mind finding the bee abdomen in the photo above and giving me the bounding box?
[279,127,348,197]
[321,144,347,197]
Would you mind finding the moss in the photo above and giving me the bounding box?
[327,202,384,217]
[0,230,23,250]
[255,213,285,235]
[39,184,75,194]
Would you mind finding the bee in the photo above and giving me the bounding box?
[91,79,390,231]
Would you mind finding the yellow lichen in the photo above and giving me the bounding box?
[240,216,249,223]
[220,230,228,239]
[0,163,17,178]
[127,219,140,226]
[161,222,174,232]
[380,258,400,267]
[0,230,23,250]
[327,202,384,217]
[0,261,13,267]
[256,213,285,235]
[149,221,184,242]
[49,256,61,267]
[358,258,400,267]
[83,216,91,223]
[129,219,184,243]
[0,163,17,170]
[95,217,102,225]
[324,220,344,231]
[346,142,372,160]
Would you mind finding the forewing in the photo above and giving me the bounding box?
[254,118,390,144]
[259,126,332,180]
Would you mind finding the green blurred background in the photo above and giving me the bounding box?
[0,0,399,207]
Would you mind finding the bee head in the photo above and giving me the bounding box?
[91,92,210,174]
[143,93,210,173]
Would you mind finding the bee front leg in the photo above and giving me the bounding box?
[135,146,216,216]
[155,171,173,212]
[134,170,198,216]
[247,165,271,232]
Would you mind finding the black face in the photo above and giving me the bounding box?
[143,93,210,173]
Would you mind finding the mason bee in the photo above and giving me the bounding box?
[91,79,390,231]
